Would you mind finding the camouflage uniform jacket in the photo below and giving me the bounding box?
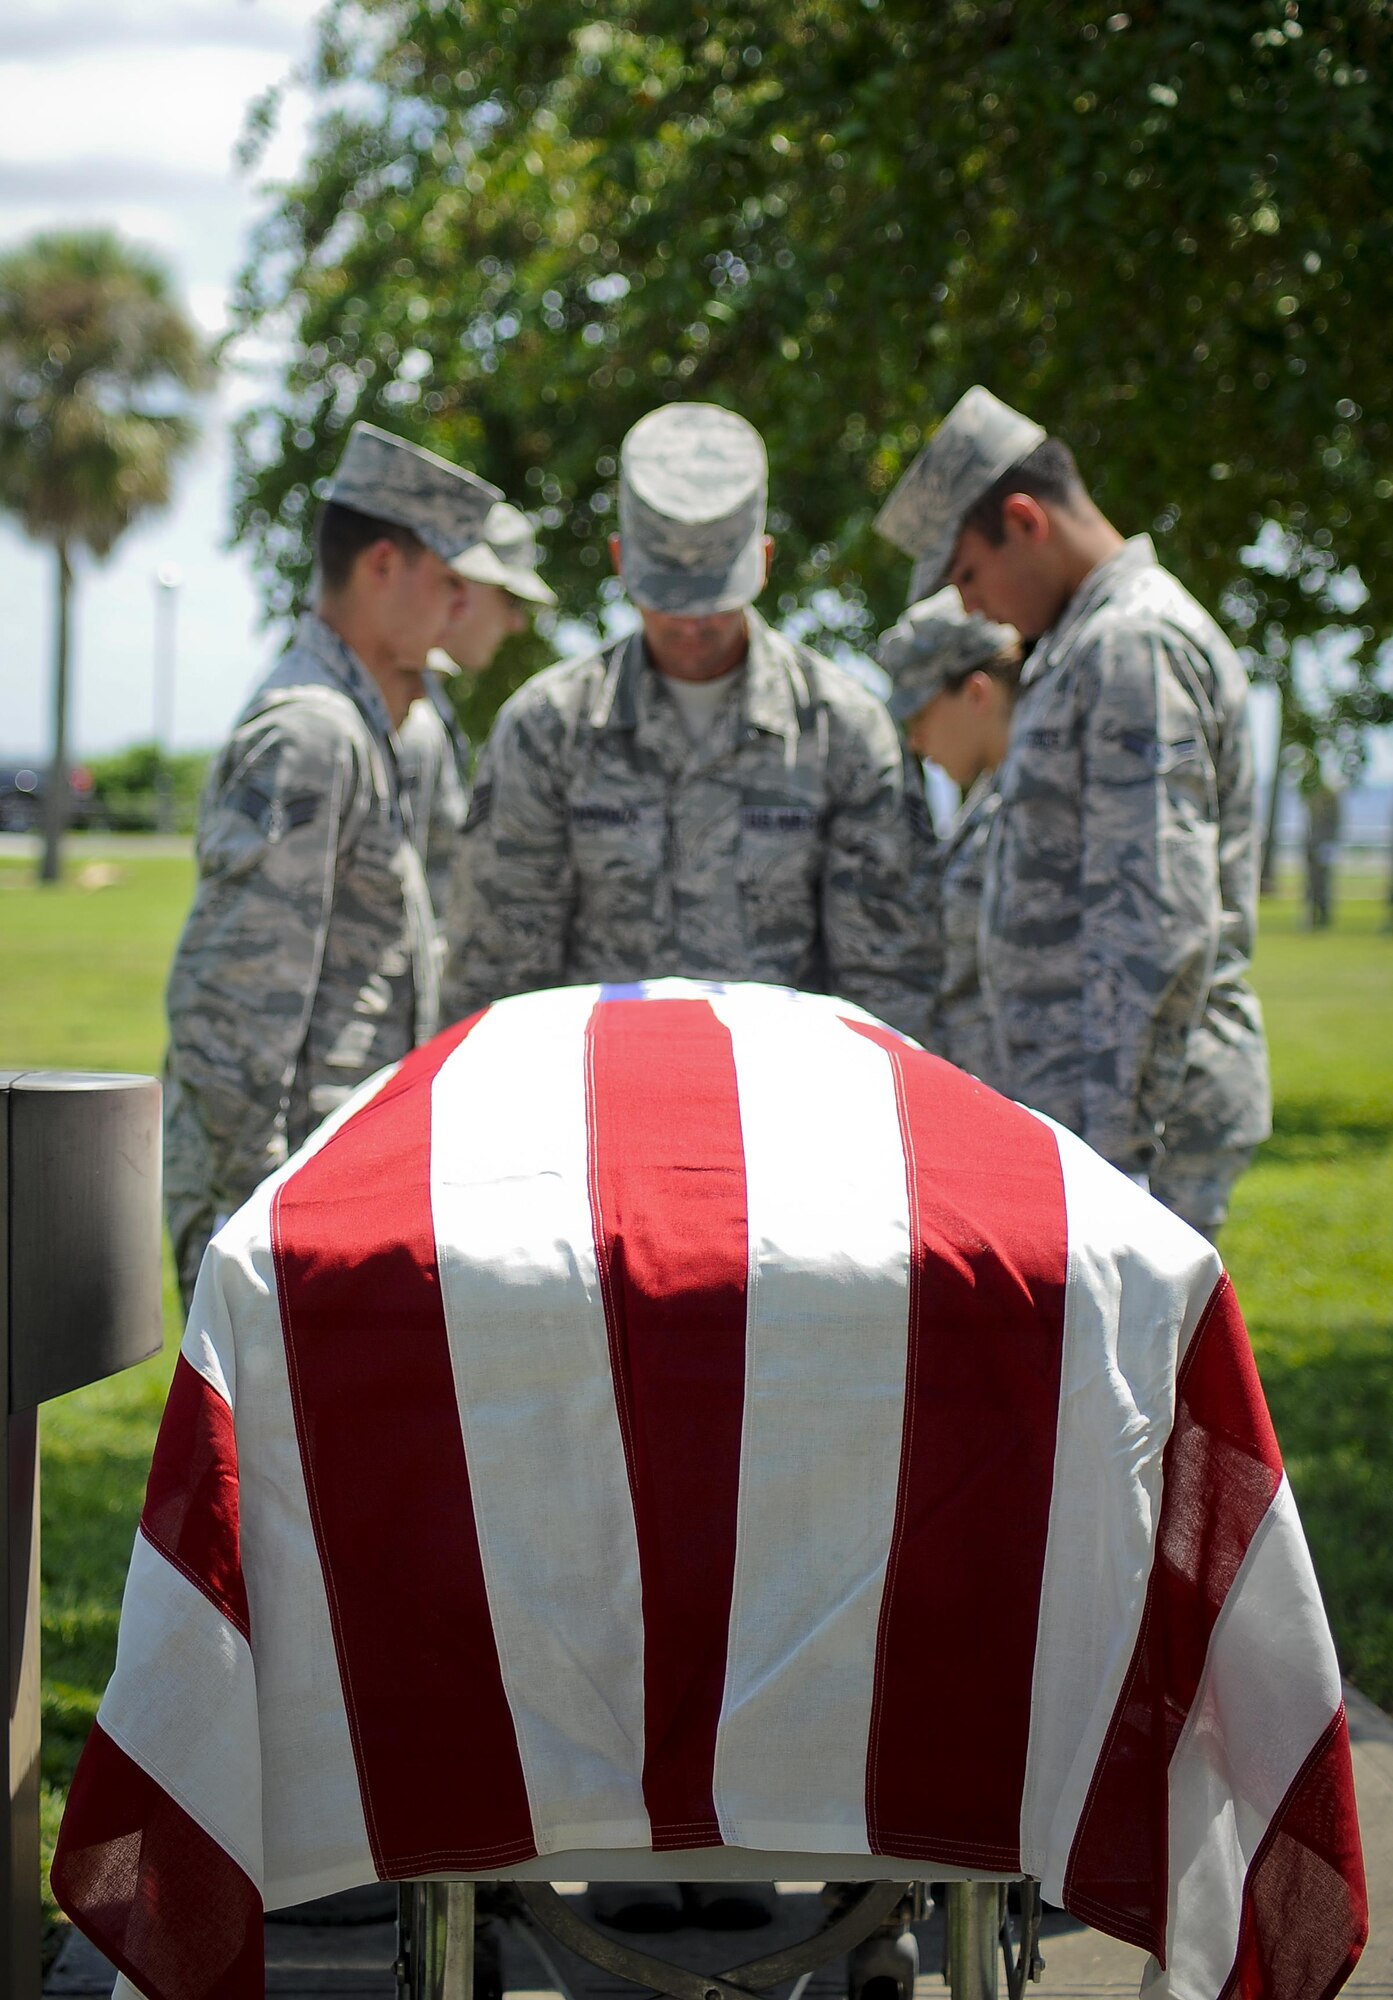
[981,537,1270,1179]
[165,613,443,1240]
[930,773,1005,1085]
[453,611,938,1040]
[401,682,472,983]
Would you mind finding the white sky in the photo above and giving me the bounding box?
[0,0,320,757]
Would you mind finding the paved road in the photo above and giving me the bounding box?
[0,832,193,859]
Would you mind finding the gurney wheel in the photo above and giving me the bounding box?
[846,1921,919,2000]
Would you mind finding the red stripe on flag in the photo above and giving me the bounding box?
[271,1013,536,1876]
[586,996,748,1849]
[1065,1276,1285,1955]
[847,1028,1068,1871]
[1220,1704,1368,2000]
[51,1719,263,2000]
[141,1352,250,1641]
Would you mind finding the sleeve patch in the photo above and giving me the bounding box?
[223,783,319,838]
[225,781,274,831]
[282,791,320,831]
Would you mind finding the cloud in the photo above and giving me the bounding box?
[0,158,236,204]
[0,0,319,59]
[188,281,232,333]
[0,45,312,182]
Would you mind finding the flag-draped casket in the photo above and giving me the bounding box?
[52,981,1366,2000]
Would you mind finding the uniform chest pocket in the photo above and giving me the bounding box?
[1004,721,1081,809]
[737,801,822,902]
[568,798,667,889]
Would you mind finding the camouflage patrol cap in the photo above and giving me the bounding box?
[619,402,768,615]
[874,387,1046,595]
[324,421,503,564]
[452,501,557,607]
[878,587,1019,723]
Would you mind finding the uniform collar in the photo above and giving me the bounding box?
[960,769,998,817]
[588,607,800,745]
[740,609,803,740]
[943,770,998,854]
[293,610,398,742]
[1021,535,1158,687]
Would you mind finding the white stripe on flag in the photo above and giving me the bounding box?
[1019,1120,1223,1898]
[432,986,651,1852]
[97,1532,263,1889]
[1154,1474,1344,1999]
[195,1193,377,1907]
[711,995,911,1848]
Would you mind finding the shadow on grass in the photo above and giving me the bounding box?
[1259,1096,1393,1167]
[1257,1339,1393,1712]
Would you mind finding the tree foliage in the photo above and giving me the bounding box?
[85,744,211,834]
[232,0,1393,763]
[0,229,210,877]
[0,229,209,555]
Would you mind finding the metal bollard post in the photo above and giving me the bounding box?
[945,1881,1000,2000]
[2,1072,163,1999]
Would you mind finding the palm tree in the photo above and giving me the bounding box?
[0,230,210,881]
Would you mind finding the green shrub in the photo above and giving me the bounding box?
[84,744,210,833]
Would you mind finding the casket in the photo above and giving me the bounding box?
[51,980,1366,2000]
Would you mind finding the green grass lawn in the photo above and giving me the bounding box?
[1220,867,1393,1710]
[3,842,1390,1935]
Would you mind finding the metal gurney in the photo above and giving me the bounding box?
[50,981,1365,2000]
[398,1855,1039,2000]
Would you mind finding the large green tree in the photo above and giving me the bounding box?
[232,0,1393,775]
[0,230,210,881]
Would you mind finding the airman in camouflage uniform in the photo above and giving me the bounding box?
[401,684,471,942]
[929,774,1000,1079]
[404,502,558,982]
[454,403,938,1039]
[877,388,1270,1232]
[164,423,501,1304]
[878,589,1021,1082]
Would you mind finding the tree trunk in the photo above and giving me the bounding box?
[1258,685,1284,898]
[39,541,73,886]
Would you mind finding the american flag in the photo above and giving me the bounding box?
[52,980,1366,2000]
